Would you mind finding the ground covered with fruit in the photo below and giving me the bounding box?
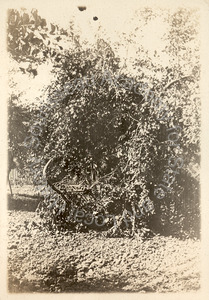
[7,195,200,293]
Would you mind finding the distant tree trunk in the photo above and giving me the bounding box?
[8,150,19,196]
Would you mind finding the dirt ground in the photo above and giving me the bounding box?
[7,191,200,293]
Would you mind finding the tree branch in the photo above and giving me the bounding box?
[164,75,195,91]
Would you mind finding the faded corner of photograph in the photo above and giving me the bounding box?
[6,0,201,294]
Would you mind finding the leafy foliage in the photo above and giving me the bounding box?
[8,95,31,167]
[8,8,200,238]
[7,8,69,75]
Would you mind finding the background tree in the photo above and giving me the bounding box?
[7,8,75,176]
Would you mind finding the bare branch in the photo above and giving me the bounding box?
[164,75,195,91]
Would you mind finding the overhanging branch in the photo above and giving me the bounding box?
[164,75,195,91]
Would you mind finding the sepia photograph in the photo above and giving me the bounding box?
[1,0,209,298]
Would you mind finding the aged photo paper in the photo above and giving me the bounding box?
[0,0,209,299]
